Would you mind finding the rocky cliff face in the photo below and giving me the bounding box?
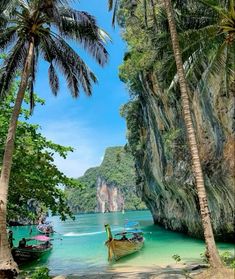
[66,146,146,213]
[118,0,234,241]
[123,72,234,241]
[96,177,124,212]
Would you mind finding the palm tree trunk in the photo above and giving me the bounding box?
[163,0,223,268]
[0,38,34,278]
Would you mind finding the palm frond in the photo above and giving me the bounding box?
[0,0,19,15]
[108,0,114,11]
[0,27,17,52]
[37,0,65,24]
[0,39,27,98]
[111,0,119,27]
[39,34,97,97]
[54,37,97,96]
[56,8,109,66]
[48,63,59,96]
[0,0,10,13]
[58,8,98,28]
[205,41,227,78]
[1,0,108,101]
[199,0,231,19]
[159,24,220,86]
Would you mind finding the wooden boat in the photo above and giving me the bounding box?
[12,235,52,264]
[37,221,54,235]
[105,223,144,261]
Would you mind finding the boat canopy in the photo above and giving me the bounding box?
[124,221,140,228]
[115,229,143,236]
[30,235,51,242]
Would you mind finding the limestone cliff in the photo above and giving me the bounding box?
[66,146,146,213]
[122,72,234,241]
[118,0,235,241]
[96,177,124,212]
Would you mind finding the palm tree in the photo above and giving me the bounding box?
[162,0,223,267]
[157,0,234,96]
[108,0,225,267]
[0,0,108,276]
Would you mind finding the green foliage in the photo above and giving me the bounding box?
[99,146,135,187]
[66,167,99,212]
[172,254,182,263]
[220,251,235,268]
[108,0,235,246]
[120,101,144,156]
[0,82,80,222]
[118,0,235,98]
[200,250,235,268]
[200,252,209,263]
[30,267,50,279]
[66,146,146,213]
[0,0,108,105]
[162,128,182,159]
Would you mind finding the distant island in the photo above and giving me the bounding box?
[66,146,146,213]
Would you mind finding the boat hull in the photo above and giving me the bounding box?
[106,238,144,261]
[12,246,52,263]
[37,224,54,235]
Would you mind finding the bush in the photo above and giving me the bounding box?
[220,251,235,268]
[172,254,181,263]
[30,267,50,279]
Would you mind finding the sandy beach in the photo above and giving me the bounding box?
[53,263,212,279]
[53,265,235,279]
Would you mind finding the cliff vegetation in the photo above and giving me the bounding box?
[66,146,146,213]
[118,0,234,240]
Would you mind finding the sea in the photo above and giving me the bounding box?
[10,210,235,276]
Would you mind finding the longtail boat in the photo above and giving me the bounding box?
[104,222,144,261]
[37,221,54,235]
[12,235,52,264]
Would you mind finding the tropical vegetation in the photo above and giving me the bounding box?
[66,146,146,213]
[109,0,234,268]
[0,83,78,224]
[163,0,222,268]
[0,0,108,276]
[0,0,233,277]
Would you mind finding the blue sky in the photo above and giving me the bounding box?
[29,0,129,177]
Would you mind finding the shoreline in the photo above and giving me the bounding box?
[52,265,235,279]
[51,263,209,279]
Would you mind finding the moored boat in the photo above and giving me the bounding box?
[37,221,54,235]
[104,223,144,261]
[12,235,52,264]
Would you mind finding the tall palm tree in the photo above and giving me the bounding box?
[108,0,224,267]
[0,0,108,276]
[162,0,223,267]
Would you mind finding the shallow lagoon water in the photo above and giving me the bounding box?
[11,210,235,276]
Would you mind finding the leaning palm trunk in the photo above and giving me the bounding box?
[163,0,223,268]
[0,39,34,278]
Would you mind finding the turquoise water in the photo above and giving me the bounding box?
[11,211,235,276]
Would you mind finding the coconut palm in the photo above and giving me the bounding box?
[0,0,108,276]
[162,0,223,267]
[108,0,224,267]
[0,0,18,30]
